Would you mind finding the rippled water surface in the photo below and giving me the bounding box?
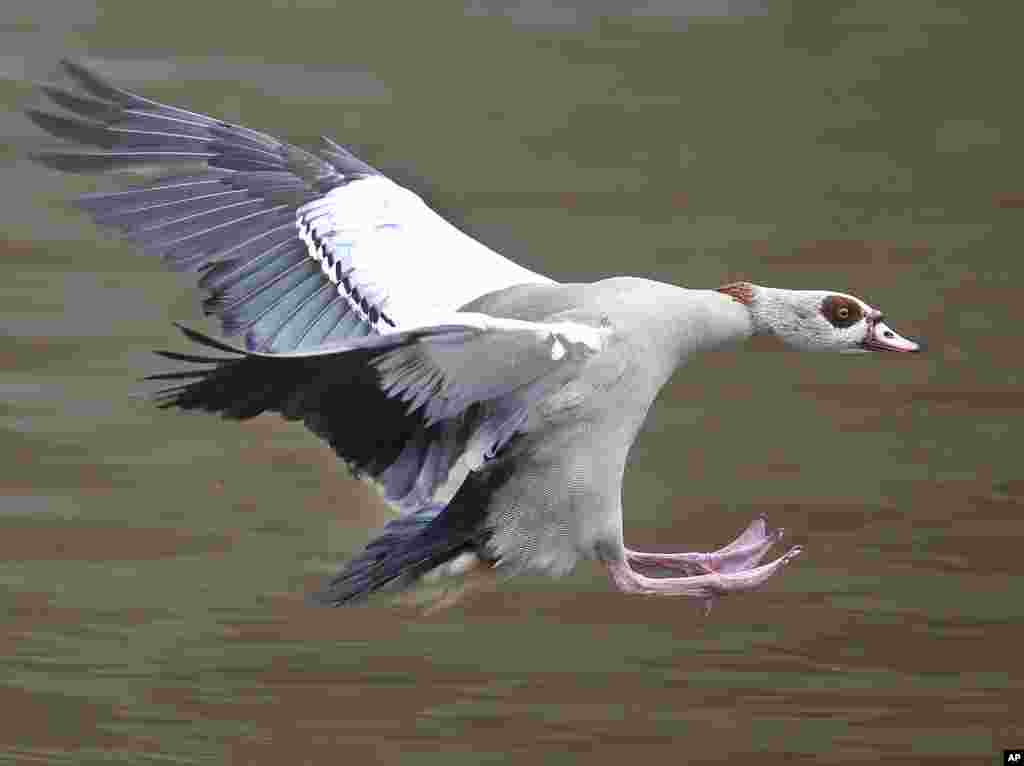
[2,2,1022,763]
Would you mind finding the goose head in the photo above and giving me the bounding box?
[718,282,921,354]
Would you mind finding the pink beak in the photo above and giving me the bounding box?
[861,319,921,353]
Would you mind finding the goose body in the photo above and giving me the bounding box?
[27,62,921,609]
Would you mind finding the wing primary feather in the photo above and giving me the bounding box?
[221,262,321,335]
[93,189,252,227]
[319,136,379,176]
[322,304,370,343]
[198,235,299,293]
[193,222,295,269]
[127,198,270,235]
[137,205,290,249]
[198,235,299,292]
[144,369,213,381]
[205,242,307,313]
[59,60,281,150]
[81,183,234,215]
[30,150,217,172]
[172,322,244,353]
[152,350,236,364]
[294,292,349,348]
[156,213,296,272]
[243,268,326,349]
[256,281,335,352]
[74,175,230,209]
[26,109,287,164]
[39,83,122,120]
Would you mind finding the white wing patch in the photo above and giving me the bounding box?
[550,337,566,361]
[544,321,609,359]
[297,176,552,331]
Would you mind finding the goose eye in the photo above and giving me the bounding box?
[821,295,863,328]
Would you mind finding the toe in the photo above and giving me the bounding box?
[781,545,803,564]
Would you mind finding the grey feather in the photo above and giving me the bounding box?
[244,269,329,351]
[95,190,253,228]
[255,283,338,353]
[198,235,300,293]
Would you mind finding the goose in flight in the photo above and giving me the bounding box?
[27,61,921,610]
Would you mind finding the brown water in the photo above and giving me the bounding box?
[1,2,1022,763]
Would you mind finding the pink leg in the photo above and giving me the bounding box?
[625,515,784,576]
[607,544,803,599]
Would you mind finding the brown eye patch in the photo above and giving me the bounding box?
[821,295,864,329]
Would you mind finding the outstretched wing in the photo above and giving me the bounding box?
[313,312,610,426]
[150,313,610,511]
[28,60,553,352]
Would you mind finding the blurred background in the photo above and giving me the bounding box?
[1,1,1021,763]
